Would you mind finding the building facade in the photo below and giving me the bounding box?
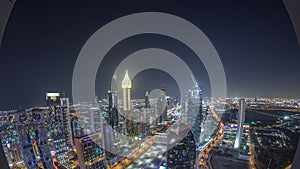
[74,132,107,169]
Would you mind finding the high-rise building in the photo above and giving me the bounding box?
[122,70,135,144]
[60,97,72,146]
[112,108,119,129]
[31,109,54,169]
[161,85,167,121]
[16,109,54,169]
[15,110,38,169]
[234,99,246,149]
[145,91,150,108]
[167,123,196,169]
[120,121,128,145]
[107,91,119,129]
[103,123,114,153]
[89,106,103,133]
[46,92,60,106]
[74,132,107,169]
[113,91,118,109]
[185,76,203,150]
[46,93,71,168]
[122,70,131,112]
[108,90,113,110]
[157,85,167,124]
[70,115,83,140]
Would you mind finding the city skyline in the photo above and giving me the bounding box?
[1,77,299,169]
[0,1,300,169]
[0,1,300,110]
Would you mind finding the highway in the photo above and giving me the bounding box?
[126,145,166,169]
[248,130,258,169]
[108,137,155,169]
[198,106,224,169]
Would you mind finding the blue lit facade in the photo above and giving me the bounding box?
[74,132,107,169]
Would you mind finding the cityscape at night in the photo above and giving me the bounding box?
[0,1,300,169]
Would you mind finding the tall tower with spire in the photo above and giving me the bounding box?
[122,70,131,112]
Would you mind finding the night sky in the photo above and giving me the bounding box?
[0,0,299,110]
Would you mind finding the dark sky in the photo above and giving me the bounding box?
[0,0,299,110]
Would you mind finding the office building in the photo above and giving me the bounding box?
[31,109,54,169]
[107,91,119,129]
[46,92,60,106]
[74,132,107,169]
[15,110,38,169]
[16,109,54,169]
[234,99,245,149]
[46,93,71,168]
[167,123,196,169]
[103,123,114,153]
[60,97,72,146]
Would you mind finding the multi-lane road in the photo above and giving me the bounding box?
[198,106,224,169]
[108,137,155,169]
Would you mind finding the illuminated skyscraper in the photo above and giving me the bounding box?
[122,70,131,112]
[186,76,203,150]
[234,98,245,149]
[74,132,107,169]
[46,93,71,168]
[167,123,196,169]
[46,92,60,106]
[31,109,54,169]
[60,97,72,146]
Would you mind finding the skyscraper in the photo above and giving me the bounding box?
[31,109,54,169]
[15,109,54,169]
[89,106,103,133]
[103,123,114,153]
[108,90,113,110]
[186,76,203,150]
[157,85,167,124]
[161,85,167,121]
[113,91,118,109]
[74,132,107,169]
[167,123,196,169]
[107,90,119,129]
[46,92,60,106]
[234,98,246,149]
[60,97,72,146]
[145,91,150,109]
[122,70,131,112]
[15,110,38,169]
[46,92,71,168]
